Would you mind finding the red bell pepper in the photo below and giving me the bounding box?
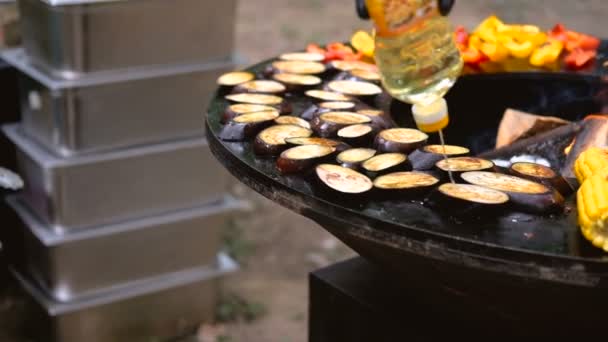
[564,48,597,69]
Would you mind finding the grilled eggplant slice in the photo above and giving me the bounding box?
[254,124,313,156]
[305,90,353,102]
[327,80,383,98]
[222,103,277,124]
[461,171,565,215]
[427,183,509,218]
[219,110,280,141]
[374,128,428,154]
[311,111,371,138]
[509,162,572,196]
[334,69,382,83]
[356,109,397,130]
[217,71,256,94]
[225,93,292,115]
[336,148,377,169]
[337,124,375,147]
[435,157,495,181]
[233,80,286,95]
[277,145,336,174]
[409,145,470,171]
[361,153,411,178]
[279,52,325,62]
[271,60,326,75]
[373,171,439,199]
[316,164,373,197]
[273,73,322,91]
[300,101,357,121]
[274,116,311,129]
[329,60,378,72]
[285,137,351,152]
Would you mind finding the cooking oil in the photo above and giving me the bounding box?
[365,0,463,182]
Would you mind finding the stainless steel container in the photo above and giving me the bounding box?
[3,124,229,232]
[18,0,236,78]
[12,253,238,342]
[2,48,233,157]
[6,195,247,302]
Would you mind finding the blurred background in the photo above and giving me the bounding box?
[0,1,607,342]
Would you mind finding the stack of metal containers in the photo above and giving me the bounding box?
[1,0,243,341]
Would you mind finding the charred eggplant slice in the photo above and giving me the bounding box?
[274,116,311,129]
[374,128,428,154]
[233,80,286,94]
[409,145,470,170]
[311,112,372,138]
[219,110,280,141]
[427,183,509,218]
[277,145,336,174]
[361,153,411,177]
[356,109,397,130]
[337,124,375,147]
[461,171,565,215]
[222,103,277,124]
[254,124,313,156]
[279,52,325,62]
[330,60,378,72]
[217,71,256,94]
[316,164,373,195]
[300,101,357,121]
[225,93,291,114]
[374,171,439,199]
[334,69,382,83]
[435,157,495,181]
[272,61,326,75]
[305,90,353,102]
[327,80,383,97]
[285,137,350,152]
[336,148,377,169]
[509,162,572,196]
[273,73,322,90]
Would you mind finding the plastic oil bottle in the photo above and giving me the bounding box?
[359,0,463,181]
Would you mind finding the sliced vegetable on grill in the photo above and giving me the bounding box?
[253,124,313,156]
[217,71,256,94]
[225,93,292,114]
[271,60,327,75]
[329,60,378,72]
[272,73,322,91]
[316,164,374,196]
[327,80,383,99]
[373,171,439,198]
[222,103,278,124]
[461,171,565,215]
[337,148,377,169]
[311,111,372,138]
[427,183,510,218]
[277,145,336,174]
[577,170,608,251]
[510,162,572,196]
[300,101,357,120]
[356,109,397,130]
[338,124,375,147]
[285,137,351,152]
[435,157,495,181]
[374,128,428,154]
[233,80,286,95]
[305,90,353,102]
[409,145,470,170]
[334,69,382,83]
[219,110,280,141]
[274,116,311,129]
[361,153,411,178]
[279,52,325,62]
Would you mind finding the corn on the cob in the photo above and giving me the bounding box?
[577,172,608,251]
[573,147,608,184]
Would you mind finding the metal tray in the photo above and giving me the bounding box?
[11,253,238,342]
[6,195,248,302]
[18,0,236,78]
[3,124,229,232]
[2,48,234,157]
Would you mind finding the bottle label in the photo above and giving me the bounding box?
[366,0,436,37]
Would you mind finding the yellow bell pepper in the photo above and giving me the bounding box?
[504,39,535,59]
[529,40,564,67]
[480,41,510,62]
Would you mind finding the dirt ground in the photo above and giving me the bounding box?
[220,1,608,342]
[2,1,608,342]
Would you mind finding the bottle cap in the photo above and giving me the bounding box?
[412,98,448,125]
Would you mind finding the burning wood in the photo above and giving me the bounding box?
[561,115,608,178]
[496,109,570,148]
